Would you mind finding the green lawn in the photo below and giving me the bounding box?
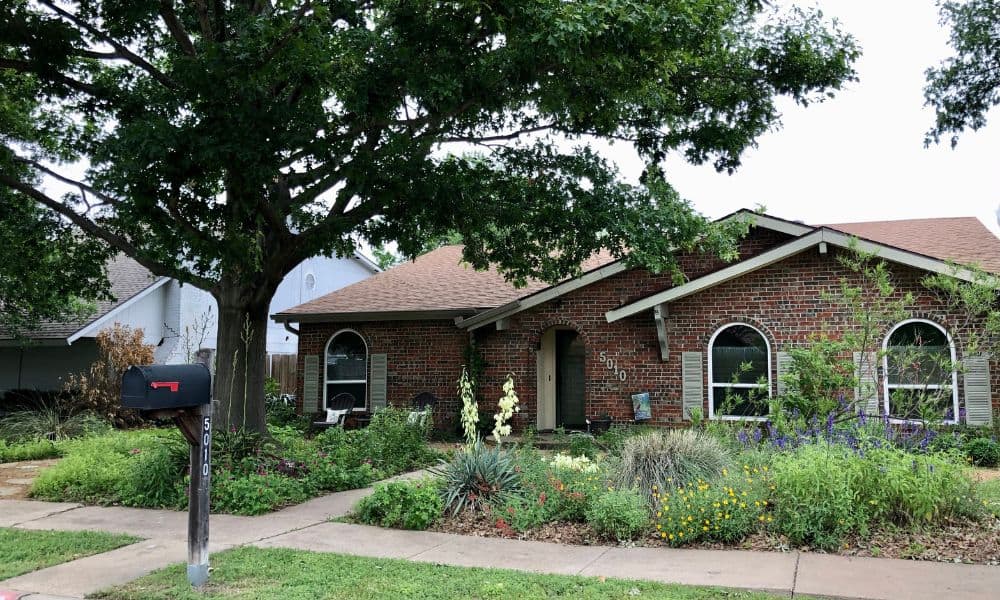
[92,547,793,600]
[0,528,139,580]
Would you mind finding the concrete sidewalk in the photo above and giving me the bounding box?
[3,482,1000,600]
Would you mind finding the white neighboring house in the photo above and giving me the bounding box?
[0,253,378,392]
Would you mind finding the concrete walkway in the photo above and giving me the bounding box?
[2,479,999,600]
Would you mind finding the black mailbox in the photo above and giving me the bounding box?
[121,364,211,410]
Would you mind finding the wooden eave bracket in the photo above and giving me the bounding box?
[653,303,669,361]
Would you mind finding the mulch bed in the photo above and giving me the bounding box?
[430,510,1000,565]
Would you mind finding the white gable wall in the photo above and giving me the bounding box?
[164,255,374,363]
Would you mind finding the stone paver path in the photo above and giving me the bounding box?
[2,470,999,600]
[0,460,59,500]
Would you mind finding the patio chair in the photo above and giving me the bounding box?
[408,392,437,426]
[313,392,356,429]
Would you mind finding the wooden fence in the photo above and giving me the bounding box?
[268,354,297,395]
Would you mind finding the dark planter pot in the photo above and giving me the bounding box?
[588,417,613,434]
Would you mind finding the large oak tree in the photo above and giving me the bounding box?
[925,0,1000,146]
[0,1,857,432]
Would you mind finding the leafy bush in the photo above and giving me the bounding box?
[62,323,153,428]
[653,468,770,547]
[0,438,62,462]
[31,430,178,504]
[568,435,598,459]
[435,443,521,515]
[116,438,188,508]
[211,471,308,515]
[964,437,1000,467]
[355,479,443,530]
[0,407,109,442]
[365,407,435,473]
[769,444,982,549]
[596,424,655,455]
[586,489,649,542]
[611,429,731,505]
[499,448,603,529]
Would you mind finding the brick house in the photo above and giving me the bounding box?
[272,210,1000,432]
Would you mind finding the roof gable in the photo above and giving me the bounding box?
[606,227,994,323]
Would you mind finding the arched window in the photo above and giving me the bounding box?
[324,330,367,410]
[709,324,771,419]
[883,319,958,422]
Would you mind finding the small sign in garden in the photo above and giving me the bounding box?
[631,392,651,421]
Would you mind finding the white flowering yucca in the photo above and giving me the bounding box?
[492,374,520,445]
[549,452,599,473]
[457,367,478,447]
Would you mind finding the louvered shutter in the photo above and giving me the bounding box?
[682,351,703,420]
[964,355,993,425]
[370,353,388,411]
[854,351,879,416]
[302,354,320,413]
[776,351,794,397]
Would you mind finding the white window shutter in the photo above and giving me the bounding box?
[964,355,993,426]
[854,351,879,416]
[682,351,703,420]
[302,354,319,413]
[370,353,388,411]
[776,351,794,397]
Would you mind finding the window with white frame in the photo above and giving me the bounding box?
[324,330,367,410]
[883,319,958,422]
[709,324,771,418]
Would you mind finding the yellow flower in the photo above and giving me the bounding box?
[656,524,662,530]
[758,515,766,522]
[703,526,709,531]
[766,516,773,523]
[657,512,662,518]
[678,531,684,538]
[669,534,675,540]
[661,532,666,538]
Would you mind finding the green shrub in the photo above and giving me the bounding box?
[0,438,62,462]
[653,468,770,546]
[211,471,308,515]
[365,407,436,473]
[964,437,1000,468]
[568,435,597,459]
[0,408,109,442]
[596,424,654,455]
[769,444,982,550]
[586,489,649,542]
[30,430,177,504]
[435,443,521,515]
[116,439,188,508]
[611,429,731,505]
[355,479,443,530]
[496,449,604,531]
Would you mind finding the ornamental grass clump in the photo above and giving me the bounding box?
[612,429,731,505]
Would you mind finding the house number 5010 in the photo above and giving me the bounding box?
[598,351,628,382]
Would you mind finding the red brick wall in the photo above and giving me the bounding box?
[295,320,467,429]
[294,228,999,430]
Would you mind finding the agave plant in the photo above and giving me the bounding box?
[432,442,521,515]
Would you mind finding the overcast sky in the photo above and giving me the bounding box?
[595,0,1000,235]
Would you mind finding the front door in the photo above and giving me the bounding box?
[556,330,586,428]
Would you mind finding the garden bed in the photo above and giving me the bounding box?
[27,408,440,515]
[350,420,1000,566]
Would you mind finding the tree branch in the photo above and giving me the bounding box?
[0,172,215,289]
[159,1,197,56]
[0,59,100,96]
[439,123,557,144]
[38,1,180,91]
[193,0,214,41]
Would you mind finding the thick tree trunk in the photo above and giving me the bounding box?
[213,287,270,433]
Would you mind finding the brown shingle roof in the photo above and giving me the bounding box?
[279,214,1000,321]
[278,245,617,319]
[4,255,164,341]
[823,217,1000,274]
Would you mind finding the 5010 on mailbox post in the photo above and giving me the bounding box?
[121,364,213,587]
